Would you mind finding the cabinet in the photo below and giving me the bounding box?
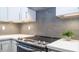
[27,8,36,22]
[8,7,20,21]
[56,7,79,16]
[0,40,17,52]
[11,40,17,52]
[0,7,8,21]
[21,7,36,22]
[0,7,36,22]
[0,42,2,52]
[2,40,11,52]
[0,40,12,52]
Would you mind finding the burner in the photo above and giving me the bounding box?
[23,39,49,47]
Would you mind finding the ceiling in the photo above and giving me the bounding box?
[28,7,50,11]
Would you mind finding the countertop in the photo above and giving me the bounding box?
[0,34,46,48]
[0,34,35,40]
[2,34,79,52]
[47,38,79,52]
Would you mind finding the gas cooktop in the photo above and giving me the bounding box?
[23,39,49,47]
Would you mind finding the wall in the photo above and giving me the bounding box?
[0,22,20,35]
[59,18,79,40]
[0,22,37,35]
[36,7,79,39]
[20,22,37,35]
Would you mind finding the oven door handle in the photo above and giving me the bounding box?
[17,45,34,52]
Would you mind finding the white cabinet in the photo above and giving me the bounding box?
[0,7,20,22]
[9,7,36,22]
[0,7,8,21]
[11,40,17,52]
[0,40,12,52]
[21,7,36,22]
[56,7,79,16]
[27,8,36,22]
[2,40,11,52]
[8,7,20,21]
[0,40,17,52]
[0,7,36,22]
[20,7,28,21]
[0,42,2,52]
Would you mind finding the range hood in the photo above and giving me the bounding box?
[57,12,79,19]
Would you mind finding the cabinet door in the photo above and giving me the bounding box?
[21,7,28,21]
[2,40,12,52]
[21,8,36,22]
[11,40,17,52]
[0,7,7,21]
[0,42,2,52]
[56,7,79,16]
[27,8,36,22]
[0,40,17,52]
[8,7,20,21]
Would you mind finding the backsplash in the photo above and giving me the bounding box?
[20,22,37,35]
[0,22,37,35]
[36,7,79,40]
[0,22,20,35]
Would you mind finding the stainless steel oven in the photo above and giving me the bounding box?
[17,41,48,52]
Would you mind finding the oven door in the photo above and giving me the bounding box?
[17,41,47,52]
[17,45,35,52]
[17,41,43,52]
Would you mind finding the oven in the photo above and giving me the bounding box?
[17,41,48,52]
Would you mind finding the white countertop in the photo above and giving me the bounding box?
[0,34,35,40]
[47,38,79,52]
[1,34,79,52]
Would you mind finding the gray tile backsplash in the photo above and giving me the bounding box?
[36,7,79,39]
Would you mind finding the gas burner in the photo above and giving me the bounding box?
[23,39,48,46]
